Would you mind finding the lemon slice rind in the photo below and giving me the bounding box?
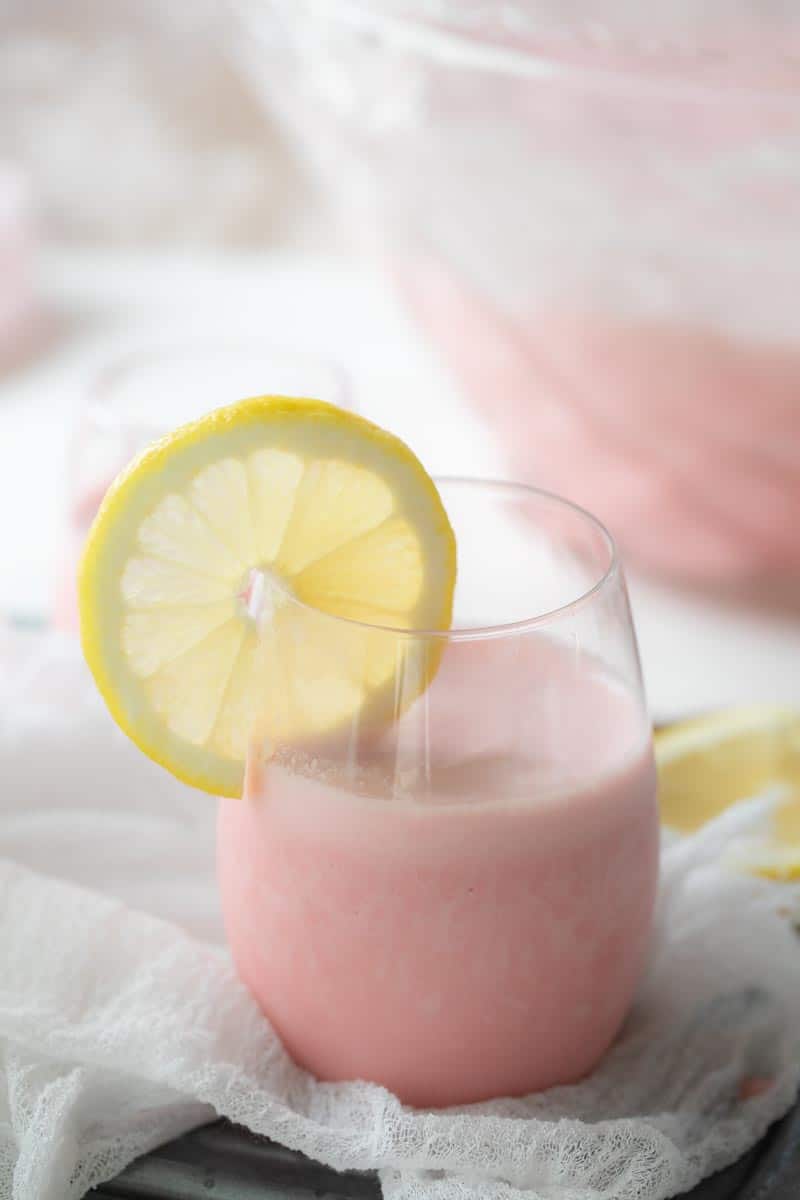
[656,706,800,881]
[80,397,456,797]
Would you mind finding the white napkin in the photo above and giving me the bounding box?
[2,628,800,1200]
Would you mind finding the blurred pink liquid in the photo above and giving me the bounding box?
[53,484,108,633]
[399,258,800,585]
[0,166,39,365]
[218,637,658,1108]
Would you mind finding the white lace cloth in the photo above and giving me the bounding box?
[1,628,799,1200]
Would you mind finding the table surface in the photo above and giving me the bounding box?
[89,1104,800,1200]
[1,245,799,722]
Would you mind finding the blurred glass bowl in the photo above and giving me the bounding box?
[235,1,800,586]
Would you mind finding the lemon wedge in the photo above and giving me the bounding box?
[656,707,800,879]
[79,397,456,796]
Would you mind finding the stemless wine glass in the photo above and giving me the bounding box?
[218,479,659,1108]
[53,341,351,632]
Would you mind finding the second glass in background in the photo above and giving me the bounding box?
[54,341,351,631]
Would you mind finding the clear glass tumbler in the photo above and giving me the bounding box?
[218,479,659,1108]
[54,342,351,631]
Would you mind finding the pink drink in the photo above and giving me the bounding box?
[53,544,81,633]
[245,4,800,582]
[0,165,38,367]
[218,632,658,1108]
[398,258,800,586]
[53,484,109,633]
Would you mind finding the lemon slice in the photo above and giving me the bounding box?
[656,707,800,879]
[79,397,456,796]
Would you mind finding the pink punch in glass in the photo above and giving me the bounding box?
[218,480,659,1108]
[240,6,800,586]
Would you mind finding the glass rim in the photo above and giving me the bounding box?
[271,476,619,643]
[85,339,353,434]
[322,0,800,103]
